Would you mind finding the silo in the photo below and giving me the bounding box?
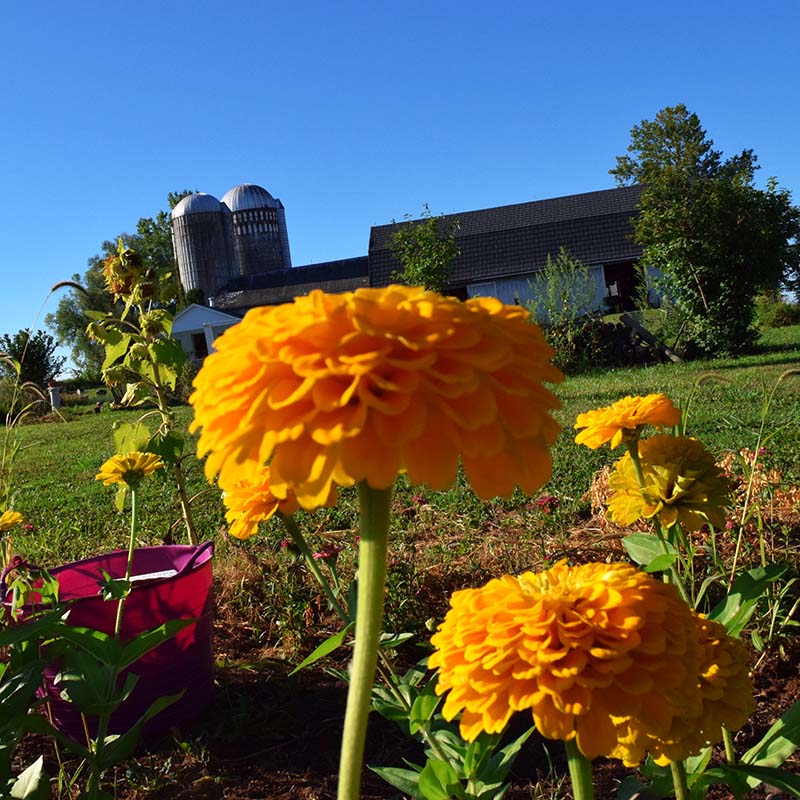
[221,183,292,276]
[171,193,237,301]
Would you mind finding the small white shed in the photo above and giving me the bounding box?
[171,304,242,364]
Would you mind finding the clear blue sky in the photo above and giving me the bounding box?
[2,1,798,369]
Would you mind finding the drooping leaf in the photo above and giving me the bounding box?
[289,624,353,675]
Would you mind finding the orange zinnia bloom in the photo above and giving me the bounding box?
[428,561,752,764]
[574,393,681,450]
[221,466,336,539]
[190,286,562,509]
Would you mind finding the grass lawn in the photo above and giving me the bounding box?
[3,324,799,799]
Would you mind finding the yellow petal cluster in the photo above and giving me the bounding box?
[0,510,24,532]
[95,451,164,488]
[221,466,335,539]
[190,286,563,509]
[574,393,680,450]
[428,561,752,764]
[607,435,730,530]
[102,246,144,296]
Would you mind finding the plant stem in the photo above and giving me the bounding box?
[114,486,138,638]
[337,483,392,800]
[670,760,690,800]
[564,739,594,800]
[279,513,349,622]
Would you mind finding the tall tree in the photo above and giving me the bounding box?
[611,104,800,355]
[390,204,460,294]
[0,330,66,388]
[46,191,193,378]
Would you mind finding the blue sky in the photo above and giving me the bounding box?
[2,1,798,369]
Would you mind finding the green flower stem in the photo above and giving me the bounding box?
[114,485,139,638]
[279,512,349,621]
[722,725,736,764]
[623,437,646,487]
[338,483,392,800]
[670,759,690,800]
[564,739,594,800]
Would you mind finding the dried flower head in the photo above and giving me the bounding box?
[190,286,562,509]
[102,240,144,296]
[95,451,164,488]
[574,393,681,450]
[607,435,731,530]
[220,465,335,540]
[0,510,24,532]
[428,560,752,764]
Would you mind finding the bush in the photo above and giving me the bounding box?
[755,293,800,328]
[543,316,660,374]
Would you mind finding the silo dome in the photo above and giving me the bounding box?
[172,192,223,218]
[221,183,278,212]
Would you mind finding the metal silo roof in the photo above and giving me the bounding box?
[221,183,278,212]
[171,193,222,218]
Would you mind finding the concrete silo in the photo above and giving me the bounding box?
[221,183,292,276]
[171,193,237,301]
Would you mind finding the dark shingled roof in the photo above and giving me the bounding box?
[214,256,369,310]
[368,185,643,288]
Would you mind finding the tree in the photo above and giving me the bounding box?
[0,330,66,388]
[611,104,800,355]
[390,204,460,293]
[46,191,193,379]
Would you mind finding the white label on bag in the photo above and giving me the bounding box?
[129,569,178,583]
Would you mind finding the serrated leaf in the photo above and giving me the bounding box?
[102,333,131,370]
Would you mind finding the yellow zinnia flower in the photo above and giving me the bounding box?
[221,466,337,539]
[95,451,164,488]
[574,393,681,450]
[428,561,751,764]
[190,286,563,509]
[0,510,24,532]
[607,435,731,531]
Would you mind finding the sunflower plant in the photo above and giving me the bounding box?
[86,239,199,543]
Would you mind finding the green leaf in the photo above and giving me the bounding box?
[147,431,184,466]
[48,625,121,667]
[408,687,441,734]
[742,697,800,771]
[102,333,131,370]
[149,338,186,372]
[10,756,49,800]
[119,382,154,407]
[709,563,788,636]
[119,619,194,669]
[643,552,679,573]
[696,764,800,797]
[418,759,464,800]
[622,533,676,570]
[0,661,46,724]
[369,765,423,799]
[289,624,353,675]
[112,421,152,454]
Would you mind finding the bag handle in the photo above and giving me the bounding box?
[176,540,214,576]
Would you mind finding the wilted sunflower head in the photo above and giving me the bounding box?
[574,393,681,450]
[0,510,24,533]
[190,285,563,509]
[428,560,752,765]
[102,240,144,297]
[220,465,336,540]
[95,451,164,488]
[607,434,731,531]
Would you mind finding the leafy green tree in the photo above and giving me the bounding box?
[0,330,66,388]
[611,104,800,355]
[46,191,193,379]
[526,246,597,327]
[390,204,460,293]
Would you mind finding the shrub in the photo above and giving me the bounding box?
[755,293,800,328]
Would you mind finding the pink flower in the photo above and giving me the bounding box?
[313,544,343,562]
[536,495,559,513]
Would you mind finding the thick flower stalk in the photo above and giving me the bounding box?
[190,285,563,507]
[189,285,563,800]
[429,561,752,768]
[606,435,731,531]
[574,393,681,450]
